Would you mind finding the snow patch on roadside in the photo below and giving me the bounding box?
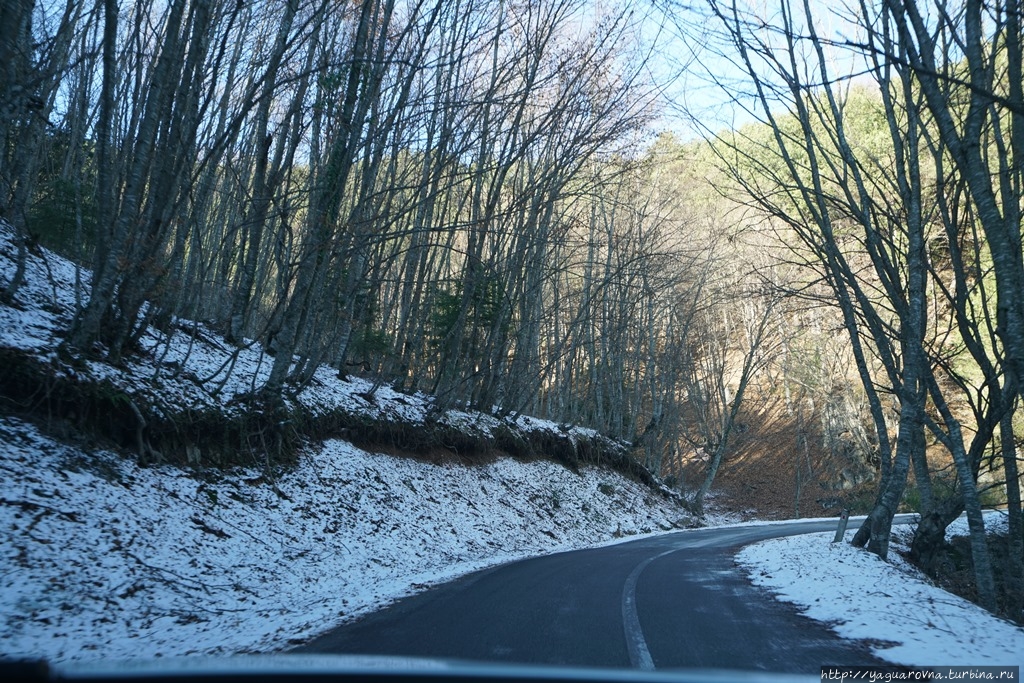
[737,517,1024,666]
[1,416,686,663]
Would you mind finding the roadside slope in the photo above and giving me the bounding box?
[1,415,691,663]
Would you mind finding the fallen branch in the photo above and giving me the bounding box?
[0,498,81,523]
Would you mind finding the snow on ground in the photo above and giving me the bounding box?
[737,513,1024,666]
[0,415,687,663]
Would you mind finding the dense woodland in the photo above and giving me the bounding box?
[1,0,1022,621]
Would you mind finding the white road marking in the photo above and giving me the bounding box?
[621,547,682,670]
[618,516,920,670]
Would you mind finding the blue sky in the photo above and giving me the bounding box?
[647,0,873,140]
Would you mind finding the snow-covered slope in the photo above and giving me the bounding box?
[0,224,692,663]
[1,415,688,662]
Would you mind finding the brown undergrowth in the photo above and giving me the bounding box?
[896,529,1024,626]
[679,401,878,520]
[0,345,668,496]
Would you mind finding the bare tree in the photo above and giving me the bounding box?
[674,0,1021,610]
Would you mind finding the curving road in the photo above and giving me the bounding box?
[297,518,911,674]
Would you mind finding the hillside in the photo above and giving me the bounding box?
[0,222,695,663]
[1,415,692,662]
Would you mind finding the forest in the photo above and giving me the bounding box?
[0,0,1022,622]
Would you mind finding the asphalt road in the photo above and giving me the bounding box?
[297,517,912,674]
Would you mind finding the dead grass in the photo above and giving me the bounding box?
[926,532,1024,625]
[678,400,878,520]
